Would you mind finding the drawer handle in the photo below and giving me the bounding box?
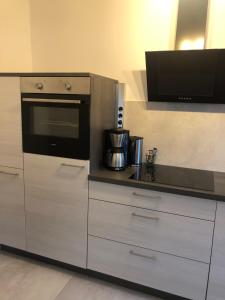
[132,192,161,200]
[132,212,159,221]
[61,163,85,168]
[129,250,156,260]
[0,171,19,176]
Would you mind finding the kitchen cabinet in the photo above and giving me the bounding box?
[207,202,225,300]
[0,166,25,249]
[24,153,89,268]
[88,181,215,300]
[0,77,23,169]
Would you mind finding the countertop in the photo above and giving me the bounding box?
[89,165,225,202]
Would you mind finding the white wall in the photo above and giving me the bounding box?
[124,0,225,172]
[0,0,32,71]
[2,0,225,171]
[28,0,225,171]
[29,0,178,101]
[125,101,225,171]
[207,0,225,48]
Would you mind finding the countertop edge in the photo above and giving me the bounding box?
[88,174,225,202]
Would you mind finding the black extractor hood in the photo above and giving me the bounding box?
[145,49,225,104]
[145,0,225,104]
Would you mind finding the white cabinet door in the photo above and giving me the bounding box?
[207,202,225,300]
[88,236,209,300]
[0,166,25,249]
[0,77,23,169]
[24,153,89,268]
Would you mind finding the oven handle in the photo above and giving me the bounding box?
[22,98,81,104]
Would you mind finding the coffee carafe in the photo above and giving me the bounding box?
[104,129,129,171]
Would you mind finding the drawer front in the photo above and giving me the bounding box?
[89,199,213,263]
[88,236,209,300]
[0,166,25,249]
[21,77,90,94]
[89,181,216,221]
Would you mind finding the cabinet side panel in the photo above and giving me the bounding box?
[0,77,23,169]
[207,202,225,300]
[90,76,117,171]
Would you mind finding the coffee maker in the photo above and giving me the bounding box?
[104,129,129,171]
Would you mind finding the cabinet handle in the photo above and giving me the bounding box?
[61,163,85,168]
[129,250,156,260]
[131,212,159,221]
[132,192,161,200]
[0,171,19,176]
[23,98,81,104]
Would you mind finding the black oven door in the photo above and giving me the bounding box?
[21,94,90,160]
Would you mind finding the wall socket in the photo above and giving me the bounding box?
[115,83,125,128]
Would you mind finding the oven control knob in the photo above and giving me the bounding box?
[65,82,72,91]
[36,83,44,90]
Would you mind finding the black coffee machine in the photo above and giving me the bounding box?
[104,128,129,171]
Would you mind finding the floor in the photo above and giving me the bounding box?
[0,250,162,300]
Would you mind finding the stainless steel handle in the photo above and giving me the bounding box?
[61,163,85,169]
[0,170,19,176]
[129,250,156,260]
[22,98,81,104]
[131,212,159,221]
[132,192,161,201]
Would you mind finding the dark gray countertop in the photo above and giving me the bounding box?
[89,165,225,202]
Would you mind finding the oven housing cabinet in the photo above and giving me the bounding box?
[21,74,118,172]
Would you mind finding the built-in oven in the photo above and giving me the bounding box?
[21,89,90,160]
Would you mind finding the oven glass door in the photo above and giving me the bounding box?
[22,95,90,160]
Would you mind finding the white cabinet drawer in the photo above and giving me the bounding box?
[89,199,213,263]
[24,154,89,267]
[0,166,25,249]
[207,202,225,300]
[88,236,209,300]
[89,181,216,221]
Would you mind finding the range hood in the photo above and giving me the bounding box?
[145,49,225,104]
[145,0,225,104]
[175,0,209,50]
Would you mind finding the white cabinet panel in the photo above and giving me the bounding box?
[0,77,23,169]
[0,166,25,249]
[89,199,214,263]
[24,154,89,268]
[88,236,209,300]
[207,202,225,300]
[89,181,216,221]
